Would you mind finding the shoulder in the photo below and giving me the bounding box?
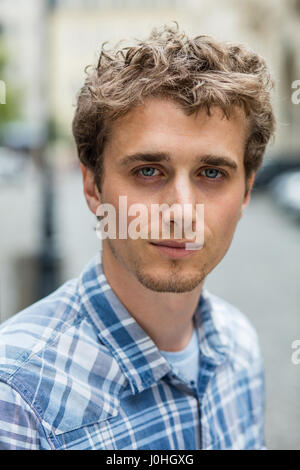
[203,289,263,371]
[0,277,83,378]
[0,276,123,438]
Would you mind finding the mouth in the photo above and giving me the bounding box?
[149,240,200,258]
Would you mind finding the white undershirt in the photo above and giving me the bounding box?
[159,327,199,386]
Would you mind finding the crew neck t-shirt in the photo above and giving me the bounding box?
[159,327,199,386]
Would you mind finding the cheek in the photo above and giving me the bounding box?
[103,186,151,239]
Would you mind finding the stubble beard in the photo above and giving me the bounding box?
[106,238,207,293]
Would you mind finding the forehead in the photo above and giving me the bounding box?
[104,98,249,162]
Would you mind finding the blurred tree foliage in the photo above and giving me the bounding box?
[0,39,21,143]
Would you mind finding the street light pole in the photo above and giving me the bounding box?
[37,0,60,298]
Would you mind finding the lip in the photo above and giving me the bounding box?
[151,241,190,248]
[149,241,197,258]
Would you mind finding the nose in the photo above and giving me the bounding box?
[165,171,196,206]
[162,173,198,235]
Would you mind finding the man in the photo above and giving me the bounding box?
[0,24,275,450]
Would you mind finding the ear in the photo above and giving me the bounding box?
[239,171,256,220]
[80,162,102,215]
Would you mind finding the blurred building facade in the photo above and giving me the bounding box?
[1,0,300,155]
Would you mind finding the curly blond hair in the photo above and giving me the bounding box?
[72,23,275,191]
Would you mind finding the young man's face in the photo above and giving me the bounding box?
[85,97,255,293]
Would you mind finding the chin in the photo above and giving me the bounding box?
[134,265,206,293]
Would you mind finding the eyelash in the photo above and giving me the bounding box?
[132,166,227,181]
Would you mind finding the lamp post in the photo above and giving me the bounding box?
[37,0,60,298]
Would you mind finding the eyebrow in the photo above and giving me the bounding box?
[119,152,238,171]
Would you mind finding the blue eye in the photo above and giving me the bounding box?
[203,168,223,179]
[137,167,159,177]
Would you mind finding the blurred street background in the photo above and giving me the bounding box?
[0,0,299,449]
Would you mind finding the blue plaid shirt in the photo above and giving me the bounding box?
[0,250,266,450]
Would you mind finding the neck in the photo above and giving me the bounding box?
[101,245,204,352]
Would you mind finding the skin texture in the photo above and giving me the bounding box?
[80,97,256,351]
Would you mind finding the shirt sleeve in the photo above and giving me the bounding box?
[0,380,49,450]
